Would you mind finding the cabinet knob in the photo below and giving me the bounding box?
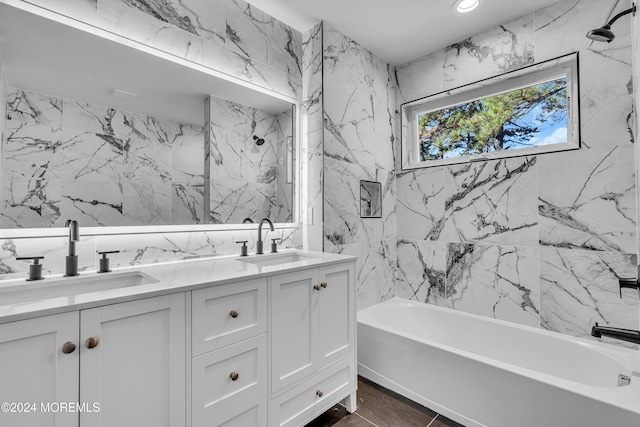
[316,389,323,397]
[230,371,239,381]
[62,342,76,354]
[313,284,321,291]
[85,337,99,349]
[320,282,328,288]
[230,310,239,318]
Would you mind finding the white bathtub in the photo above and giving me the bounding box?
[357,298,640,427]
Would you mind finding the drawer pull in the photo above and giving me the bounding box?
[316,389,323,398]
[62,342,76,354]
[230,371,239,381]
[230,309,239,318]
[313,284,321,291]
[85,337,99,349]
[320,282,328,288]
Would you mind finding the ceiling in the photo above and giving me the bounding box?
[245,0,565,65]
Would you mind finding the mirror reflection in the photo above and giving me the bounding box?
[0,3,296,229]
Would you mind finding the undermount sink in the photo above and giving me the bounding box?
[238,252,321,267]
[0,271,158,305]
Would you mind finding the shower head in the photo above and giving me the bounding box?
[586,25,615,42]
[586,4,636,43]
[253,135,265,146]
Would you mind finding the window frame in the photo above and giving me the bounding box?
[400,52,580,170]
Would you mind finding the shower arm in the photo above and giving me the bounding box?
[602,5,636,29]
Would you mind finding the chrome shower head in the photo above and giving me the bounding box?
[586,4,636,43]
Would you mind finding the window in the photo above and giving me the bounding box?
[401,53,580,169]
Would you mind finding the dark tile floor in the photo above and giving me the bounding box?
[305,376,465,427]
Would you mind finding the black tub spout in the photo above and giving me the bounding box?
[591,323,640,345]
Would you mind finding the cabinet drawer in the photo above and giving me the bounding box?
[192,279,267,355]
[193,394,267,427]
[271,357,355,427]
[192,335,267,425]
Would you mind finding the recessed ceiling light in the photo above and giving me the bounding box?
[453,0,482,14]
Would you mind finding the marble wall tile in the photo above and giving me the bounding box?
[226,50,301,100]
[25,0,98,25]
[5,89,64,181]
[325,240,396,312]
[95,231,224,267]
[394,50,445,106]
[396,239,446,306]
[535,0,633,149]
[209,179,275,224]
[540,247,638,340]
[0,178,60,228]
[445,156,538,247]
[56,179,123,226]
[380,169,396,242]
[226,0,301,78]
[0,236,96,280]
[301,23,324,251]
[324,158,394,248]
[171,184,205,224]
[322,23,375,174]
[538,144,636,253]
[396,168,445,241]
[447,243,540,327]
[534,0,627,61]
[208,96,278,184]
[98,0,204,63]
[443,14,535,89]
[373,56,396,172]
[171,123,205,186]
[122,180,171,227]
[578,47,633,149]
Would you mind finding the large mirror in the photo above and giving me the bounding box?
[0,2,297,231]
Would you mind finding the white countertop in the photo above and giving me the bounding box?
[0,250,356,324]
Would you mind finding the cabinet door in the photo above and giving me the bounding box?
[0,312,79,427]
[270,268,319,392]
[317,263,355,368]
[80,293,186,427]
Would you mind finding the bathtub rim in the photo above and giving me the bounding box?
[357,297,640,415]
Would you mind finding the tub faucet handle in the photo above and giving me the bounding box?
[618,278,640,298]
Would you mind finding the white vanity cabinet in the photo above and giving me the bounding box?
[0,252,355,427]
[0,293,186,427]
[270,262,356,427]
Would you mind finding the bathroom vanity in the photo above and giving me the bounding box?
[0,251,357,427]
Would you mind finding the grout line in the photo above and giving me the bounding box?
[337,402,382,427]
[353,411,382,427]
[426,413,439,427]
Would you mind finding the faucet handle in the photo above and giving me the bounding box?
[619,278,639,298]
[270,238,282,253]
[97,251,120,273]
[236,241,248,257]
[16,256,45,281]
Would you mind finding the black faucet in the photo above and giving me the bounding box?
[590,272,640,345]
[591,323,640,345]
[65,219,80,277]
[256,218,274,255]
